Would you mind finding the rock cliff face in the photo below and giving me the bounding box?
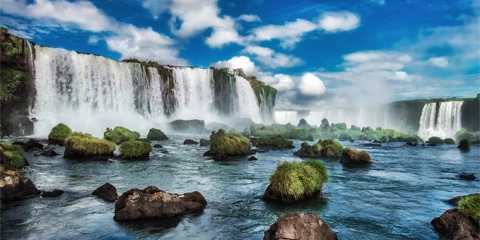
[0,29,36,136]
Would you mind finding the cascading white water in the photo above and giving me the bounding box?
[418,101,463,140]
[234,76,261,122]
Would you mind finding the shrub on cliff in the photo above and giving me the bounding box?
[0,142,27,168]
[104,126,140,144]
[318,139,343,157]
[48,123,72,145]
[64,132,116,158]
[263,160,328,203]
[119,140,152,160]
[458,194,480,223]
[458,139,471,150]
[258,134,294,149]
[207,129,251,158]
[340,147,372,164]
[146,128,168,141]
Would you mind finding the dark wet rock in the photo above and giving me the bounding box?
[321,148,335,158]
[199,139,210,146]
[248,156,257,161]
[88,156,109,161]
[0,169,40,202]
[448,193,480,206]
[23,139,44,151]
[340,147,372,165]
[431,209,479,240]
[153,144,163,148]
[263,212,337,240]
[262,184,319,203]
[293,146,322,158]
[41,148,60,156]
[42,189,64,198]
[183,139,199,145]
[160,150,169,154]
[92,183,118,203]
[406,142,418,147]
[114,186,207,221]
[459,173,476,180]
[146,128,168,141]
[349,139,355,143]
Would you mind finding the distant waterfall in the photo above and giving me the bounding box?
[31,46,267,137]
[418,101,463,140]
[274,111,299,125]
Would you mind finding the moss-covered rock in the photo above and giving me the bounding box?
[0,142,27,168]
[458,139,471,150]
[340,147,372,164]
[262,160,329,203]
[64,132,116,158]
[104,126,140,144]
[146,128,168,141]
[458,194,480,223]
[119,140,152,160]
[257,134,294,149]
[204,129,252,160]
[318,139,343,158]
[444,138,455,144]
[48,123,72,145]
[428,136,444,144]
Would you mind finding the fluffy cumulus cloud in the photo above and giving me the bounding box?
[211,56,258,76]
[263,74,295,91]
[428,57,448,68]
[298,73,327,96]
[318,11,360,33]
[243,45,304,68]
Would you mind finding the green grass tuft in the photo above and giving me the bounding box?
[458,194,480,223]
[0,142,27,168]
[318,139,343,157]
[119,140,152,160]
[48,123,72,144]
[257,134,293,149]
[65,132,116,157]
[104,126,140,144]
[209,130,251,156]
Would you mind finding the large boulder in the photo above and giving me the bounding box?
[104,126,140,145]
[48,123,72,146]
[199,139,211,146]
[146,128,168,141]
[263,212,337,240]
[431,209,479,240]
[22,139,44,151]
[340,147,372,164]
[119,140,152,160]
[64,132,116,158]
[92,183,118,202]
[294,139,343,158]
[169,119,207,133]
[0,169,40,202]
[203,129,252,160]
[114,186,207,221]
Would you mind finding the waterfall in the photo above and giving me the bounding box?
[234,76,261,122]
[418,101,463,140]
[274,111,299,124]
[25,40,36,113]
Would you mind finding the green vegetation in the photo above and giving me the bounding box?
[1,33,23,57]
[48,123,72,145]
[1,26,8,33]
[458,139,471,150]
[456,128,480,144]
[0,142,27,168]
[65,132,116,157]
[0,67,24,102]
[341,147,372,164]
[458,194,480,223]
[444,138,455,144]
[119,140,152,160]
[428,136,444,144]
[104,126,140,144]
[146,128,168,141]
[268,160,328,201]
[209,129,251,156]
[258,134,294,149]
[318,139,343,157]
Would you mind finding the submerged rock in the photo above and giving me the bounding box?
[459,173,476,180]
[431,209,479,240]
[248,156,257,161]
[263,212,337,240]
[23,139,44,151]
[114,186,207,221]
[93,183,118,203]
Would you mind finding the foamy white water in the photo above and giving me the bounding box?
[418,101,463,140]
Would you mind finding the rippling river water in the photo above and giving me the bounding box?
[1,135,479,239]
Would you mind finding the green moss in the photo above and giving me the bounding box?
[318,139,343,157]
[0,67,24,102]
[65,132,116,157]
[48,123,72,144]
[119,140,152,160]
[312,143,322,152]
[458,139,471,150]
[458,194,480,223]
[341,147,372,163]
[146,128,168,141]
[258,134,293,149]
[1,34,23,57]
[104,126,140,144]
[209,129,251,156]
[428,136,444,144]
[268,160,328,201]
[301,142,310,148]
[444,138,455,144]
[0,142,26,168]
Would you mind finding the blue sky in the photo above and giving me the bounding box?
[1,0,479,109]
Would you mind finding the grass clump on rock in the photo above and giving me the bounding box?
[48,123,72,145]
[104,126,140,145]
[263,160,329,203]
[318,139,343,157]
[340,147,372,164]
[444,138,455,144]
[257,134,294,149]
[0,142,27,168]
[64,132,116,158]
[428,136,444,144]
[458,194,480,223]
[146,128,168,141]
[119,140,152,160]
[207,129,251,159]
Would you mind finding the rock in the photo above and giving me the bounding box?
[153,144,163,148]
[248,156,257,161]
[41,148,60,156]
[294,146,321,158]
[42,189,64,198]
[64,132,115,158]
[199,139,210,146]
[263,212,337,240]
[160,150,169,154]
[146,128,168,141]
[459,173,476,180]
[406,142,418,147]
[349,139,355,143]
[428,143,437,147]
[249,137,258,146]
[114,186,207,221]
[321,147,336,158]
[88,156,109,161]
[92,183,118,202]
[119,140,152,160]
[23,139,44,151]
[340,147,372,165]
[169,119,206,133]
[448,194,480,206]
[0,169,40,202]
[431,209,479,240]
[183,139,199,145]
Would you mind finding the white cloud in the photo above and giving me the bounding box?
[211,56,258,76]
[267,74,295,91]
[237,14,260,22]
[142,0,169,19]
[299,73,327,96]
[205,16,244,47]
[251,19,317,49]
[318,11,360,33]
[243,45,304,68]
[428,57,448,68]
[88,35,100,45]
